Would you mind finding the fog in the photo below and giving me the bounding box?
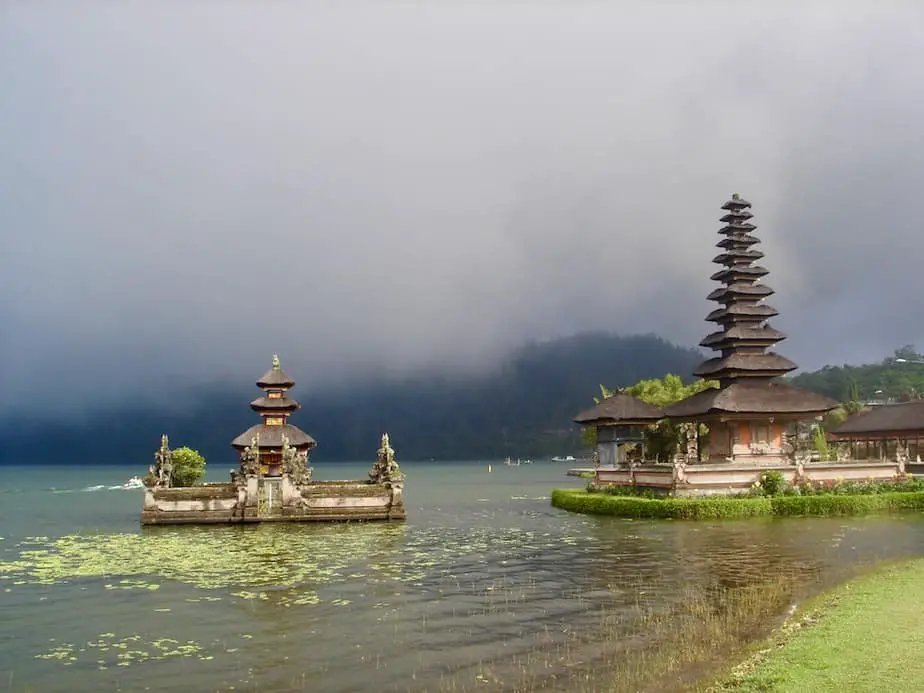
[2,2,923,417]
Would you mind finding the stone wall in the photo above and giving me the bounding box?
[594,460,903,497]
[140,478,406,525]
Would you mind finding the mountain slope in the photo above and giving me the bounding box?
[0,332,704,464]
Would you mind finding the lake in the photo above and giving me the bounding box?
[3,461,924,692]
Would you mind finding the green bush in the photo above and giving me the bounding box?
[552,489,772,520]
[551,488,924,520]
[171,447,207,487]
[758,470,786,496]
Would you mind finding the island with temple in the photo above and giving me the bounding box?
[140,355,406,524]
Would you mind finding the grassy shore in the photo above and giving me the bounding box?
[551,488,924,520]
[705,559,924,692]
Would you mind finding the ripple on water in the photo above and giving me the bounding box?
[4,513,924,692]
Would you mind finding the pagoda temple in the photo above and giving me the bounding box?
[231,354,317,477]
[664,194,837,463]
[141,355,406,524]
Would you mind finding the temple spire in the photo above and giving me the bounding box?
[692,194,797,385]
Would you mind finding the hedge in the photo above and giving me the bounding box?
[550,489,924,520]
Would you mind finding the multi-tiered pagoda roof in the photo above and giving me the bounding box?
[665,195,836,419]
[231,355,317,451]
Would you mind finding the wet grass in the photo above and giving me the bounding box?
[451,571,804,693]
[704,558,924,693]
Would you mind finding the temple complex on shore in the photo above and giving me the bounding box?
[584,195,904,495]
[141,355,406,524]
[662,194,837,465]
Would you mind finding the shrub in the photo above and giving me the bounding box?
[758,470,787,497]
[551,488,924,520]
[171,447,207,487]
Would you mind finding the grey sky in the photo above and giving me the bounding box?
[2,2,923,417]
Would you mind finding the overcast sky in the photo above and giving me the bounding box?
[2,2,923,417]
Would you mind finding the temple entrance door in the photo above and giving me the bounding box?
[258,478,283,518]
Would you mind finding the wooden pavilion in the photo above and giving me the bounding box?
[573,393,664,466]
[830,401,924,470]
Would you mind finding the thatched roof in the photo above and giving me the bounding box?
[700,326,787,349]
[831,401,924,436]
[721,194,752,210]
[664,381,837,419]
[256,354,296,389]
[231,423,317,450]
[718,222,757,235]
[706,303,779,323]
[706,283,775,303]
[712,249,764,265]
[573,393,664,426]
[710,266,769,282]
[250,396,300,413]
[693,352,797,378]
[717,235,760,249]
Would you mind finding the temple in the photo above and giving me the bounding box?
[231,355,316,477]
[663,194,837,464]
[140,355,406,524]
[588,195,903,495]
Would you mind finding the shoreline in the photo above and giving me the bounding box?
[701,557,924,692]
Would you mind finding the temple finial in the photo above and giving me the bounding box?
[272,354,280,370]
[732,193,740,201]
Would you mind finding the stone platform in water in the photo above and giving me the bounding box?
[142,430,406,525]
[141,476,406,525]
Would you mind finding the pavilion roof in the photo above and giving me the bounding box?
[231,423,317,450]
[250,395,301,412]
[256,354,296,389]
[663,381,837,419]
[831,401,924,436]
[573,393,664,426]
[693,352,798,379]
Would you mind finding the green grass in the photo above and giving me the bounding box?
[550,489,924,520]
[707,559,924,692]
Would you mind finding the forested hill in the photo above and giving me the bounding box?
[0,332,704,464]
[790,346,924,403]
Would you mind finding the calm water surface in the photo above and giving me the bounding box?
[3,461,924,692]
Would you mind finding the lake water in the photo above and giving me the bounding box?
[3,461,924,692]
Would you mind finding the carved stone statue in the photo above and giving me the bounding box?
[281,434,313,485]
[683,423,699,464]
[369,433,404,486]
[240,434,261,476]
[147,434,174,488]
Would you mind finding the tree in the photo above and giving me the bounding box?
[622,374,718,408]
[171,447,206,486]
